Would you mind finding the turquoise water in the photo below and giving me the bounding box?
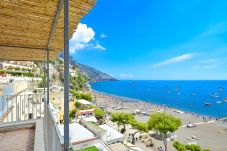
[91,80,227,118]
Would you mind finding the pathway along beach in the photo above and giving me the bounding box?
[91,90,227,151]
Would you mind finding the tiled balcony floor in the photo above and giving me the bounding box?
[0,127,35,151]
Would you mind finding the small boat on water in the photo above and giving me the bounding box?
[210,94,219,98]
[216,101,222,104]
[218,87,225,91]
[205,103,212,106]
[192,93,196,96]
[223,97,227,102]
[177,92,181,95]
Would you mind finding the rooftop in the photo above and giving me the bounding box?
[58,123,96,145]
[99,124,125,144]
[76,99,93,105]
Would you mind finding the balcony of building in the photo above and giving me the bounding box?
[0,0,96,150]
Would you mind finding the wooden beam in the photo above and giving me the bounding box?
[47,0,64,49]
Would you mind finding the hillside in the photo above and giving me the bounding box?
[76,63,116,82]
[59,54,116,82]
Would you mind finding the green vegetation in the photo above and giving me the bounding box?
[0,70,6,74]
[95,108,106,124]
[111,112,135,133]
[148,113,181,151]
[70,90,92,101]
[75,146,99,151]
[74,102,82,108]
[173,141,210,151]
[53,59,88,91]
[22,68,27,71]
[70,73,88,91]
[130,121,148,144]
[15,67,21,71]
[38,76,45,87]
[110,112,149,143]
[22,72,34,77]
[6,70,34,77]
[69,109,77,120]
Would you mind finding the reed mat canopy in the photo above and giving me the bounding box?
[0,0,95,61]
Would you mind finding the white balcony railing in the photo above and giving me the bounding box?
[0,94,64,151]
[0,94,44,124]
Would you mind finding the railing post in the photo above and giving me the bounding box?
[7,96,9,122]
[43,57,48,151]
[47,49,50,105]
[64,0,70,150]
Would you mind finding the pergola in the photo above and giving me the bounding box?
[0,0,95,150]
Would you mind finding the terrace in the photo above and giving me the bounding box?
[0,0,96,151]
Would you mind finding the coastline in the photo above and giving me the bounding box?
[90,88,227,151]
[92,89,223,120]
[90,80,227,118]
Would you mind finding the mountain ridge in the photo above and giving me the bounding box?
[59,54,116,82]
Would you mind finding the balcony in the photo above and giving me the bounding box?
[0,0,96,150]
[0,93,63,151]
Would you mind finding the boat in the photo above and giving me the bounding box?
[210,94,219,98]
[192,93,196,96]
[216,101,222,104]
[177,92,181,95]
[223,97,227,102]
[218,86,224,89]
[175,85,180,91]
[204,103,212,106]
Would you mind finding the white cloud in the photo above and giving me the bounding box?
[72,23,95,43]
[100,33,107,39]
[69,24,107,53]
[70,23,95,53]
[93,43,106,51]
[151,22,227,67]
[152,53,196,68]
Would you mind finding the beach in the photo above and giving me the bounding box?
[91,90,227,151]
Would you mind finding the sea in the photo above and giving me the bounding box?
[91,80,227,118]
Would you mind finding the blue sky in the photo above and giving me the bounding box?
[70,0,227,80]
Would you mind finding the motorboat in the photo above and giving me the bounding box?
[204,103,212,106]
[210,94,219,98]
[223,97,227,102]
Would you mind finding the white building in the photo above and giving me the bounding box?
[99,124,125,145]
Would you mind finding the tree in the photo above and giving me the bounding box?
[173,141,186,151]
[15,67,21,71]
[38,75,45,87]
[81,93,92,101]
[69,109,77,119]
[0,70,6,75]
[173,141,210,151]
[111,112,134,133]
[95,108,106,124]
[74,101,82,109]
[147,113,181,151]
[130,120,148,144]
